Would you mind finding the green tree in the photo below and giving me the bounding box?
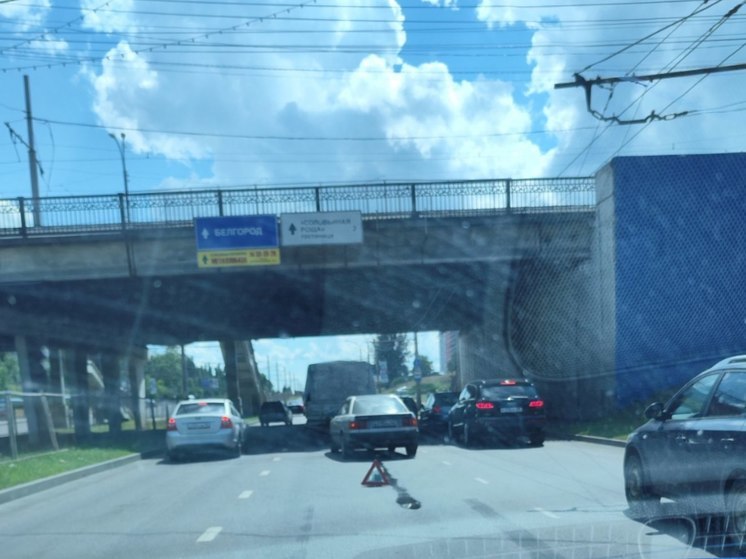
[416,355,434,377]
[0,353,20,391]
[144,347,217,399]
[373,333,410,384]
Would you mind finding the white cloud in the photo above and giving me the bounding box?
[29,34,68,55]
[80,0,138,33]
[0,0,51,31]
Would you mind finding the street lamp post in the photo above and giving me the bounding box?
[109,132,130,224]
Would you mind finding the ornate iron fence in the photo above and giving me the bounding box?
[0,177,595,238]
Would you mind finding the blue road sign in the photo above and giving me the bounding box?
[195,215,279,250]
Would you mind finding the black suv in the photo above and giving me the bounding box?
[624,355,746,535]
[259,401,292,427]
[448,379,546,446]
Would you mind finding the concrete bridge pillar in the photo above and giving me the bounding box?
[220,340,264,417]
[235,341,263,417]
[457,262,520,386]
[126,348,147,431]
[15,335,50,446]
[100,352,122,436]
[66,347,91,441]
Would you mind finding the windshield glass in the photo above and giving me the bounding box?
[175,403,225,416]
[1,1,744,558]
[353,397,408,415]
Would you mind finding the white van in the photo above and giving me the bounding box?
[304,361,377,426]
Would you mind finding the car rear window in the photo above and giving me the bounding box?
[481,385,538,399]
[261,402,284,412]
[176,402,225,415]
[353,397,408,415]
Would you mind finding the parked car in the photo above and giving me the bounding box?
[329,394,419,458]
[400,396,419,415]
[419,391,459,434]
[448,379,546,446]
[624,355,746,533]
[259,400,293,426]
[165,398,244,461]
[288,402,305,415]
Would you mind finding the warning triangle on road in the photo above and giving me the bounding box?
[361,459,390,487]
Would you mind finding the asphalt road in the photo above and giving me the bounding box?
[0,431,714,559]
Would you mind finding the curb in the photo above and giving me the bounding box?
[0,450,161,506]
[573,434,627,448]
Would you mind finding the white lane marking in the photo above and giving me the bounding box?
[272,457,281,462]
[474,477,489,485]
[442,460,452,466]
[534,507,560,519]
[259,470,271,476]
[238,490,253,499]
[196,527,222,543]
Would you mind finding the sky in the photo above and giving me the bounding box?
[1,0,745,384]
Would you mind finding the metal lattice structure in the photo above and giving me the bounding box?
[0,177,595,238]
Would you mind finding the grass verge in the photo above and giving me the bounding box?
[0,447,133,490]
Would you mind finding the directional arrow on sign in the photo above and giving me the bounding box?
[289,223,297,235]
[202,228,210,240]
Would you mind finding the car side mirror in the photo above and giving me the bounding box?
[644,402,666,420]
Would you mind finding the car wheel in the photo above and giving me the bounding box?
[330,438,340,453]
[728,479,746,550]
[529,430,545,447]
[341,435,353,459]
[447,420,457,444]
[624,453,659,518]
[405,444,418,458]
[232,440,241,458]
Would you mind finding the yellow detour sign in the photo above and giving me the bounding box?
[198,248,280,268]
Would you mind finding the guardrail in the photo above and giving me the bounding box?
[0,177,596,238]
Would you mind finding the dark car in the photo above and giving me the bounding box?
[329,394,419,458]
[288,403,305,415]
[419,391,459,434]
[624,355,746,531]
[400,396,419,416]
[259,401,293,427]
[448,379,546,446]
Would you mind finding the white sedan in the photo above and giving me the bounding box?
[329,394,419,459]
[165,398,245,461]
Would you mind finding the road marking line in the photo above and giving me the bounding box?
[238,490,253,499]
[259,470,271,476]
[196,527,222,543]
[272,457,281,462]
[474,477,489,485]
[534,507,560,519]
[442,460,452,466]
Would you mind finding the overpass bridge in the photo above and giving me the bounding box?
[0,176,600,441]
[10,151,742,448]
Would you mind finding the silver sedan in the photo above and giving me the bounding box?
[329,394,419,459]
[165,398,245,461]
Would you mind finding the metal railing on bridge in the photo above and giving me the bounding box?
[0,177,595,238]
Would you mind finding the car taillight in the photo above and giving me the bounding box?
[349,420,367,430]
[403,416,418,427]
[220,416,234,429]
[433,405,442,414]
[529,400,545,408]
[167,418,177,431]
[475,402,495,409]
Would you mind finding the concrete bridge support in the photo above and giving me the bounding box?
[100,352,122,436]
[457,262,520,385]
[220,340,264,416]
[15,336,50,446]
[66,347,91,441]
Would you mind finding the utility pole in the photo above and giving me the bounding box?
[23,75,41,226]
[109,132,130,223]
[181,344,188,398]
[413,332,421,408]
